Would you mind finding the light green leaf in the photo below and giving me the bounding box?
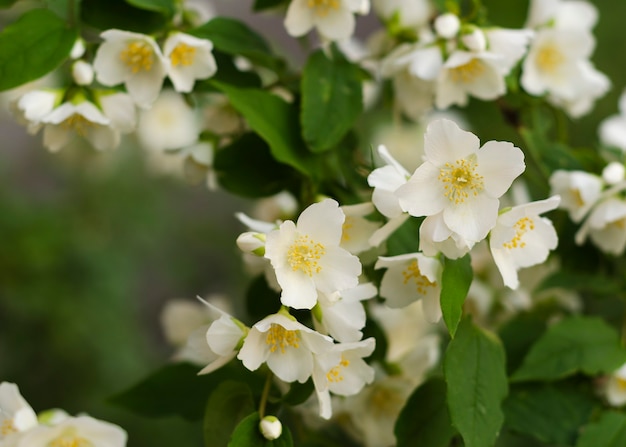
[228,412,293,447]
[440,254,473,338]
[444,318,508,447]
[503,382,595,445]
[395,378,457,447]
[301,48,363,152]
[0,9,77,91]
[212,82,315,177]
[204,381,255,447]
[577,412,626,447]
[125,0,175,15]
[511,316,626,382]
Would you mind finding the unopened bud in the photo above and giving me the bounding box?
[602,162,626,185]
[434,13,460,39]
[70,38,86,59]
[461,28,487,52]
[259,415,282,440]
[236,232,266,256]
[72,60,94,86]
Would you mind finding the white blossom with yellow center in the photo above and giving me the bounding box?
[396,119,525,247]
[604,362,626,407]
[489,196,560,289]
[0,382,37,443]
[549,170,603,223]
[284,0,370,41]
[238,313,334,383]
[575,196,626,256]
[93,29,167,109]
[15,415,126,447]
[264,199,362,310]
[163,33,217,93]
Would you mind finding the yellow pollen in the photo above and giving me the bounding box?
[402,260,437,295]
[307,0,340,16]
[536,44,564,73]
[438,157,484,204]
[50,436,91,447]
[571,188,585,207]
[450,59,485,83]
[265,324,300,354]
[612,218,626,230]
[287,235,325,276]
[503,216,535,249]
[120,41,154,73]
[1,419,16,436]
[326,356,350,383]
[341,217,354,242]
[170,43,196,67]
[62,114,92,137]
[616,377,626,391]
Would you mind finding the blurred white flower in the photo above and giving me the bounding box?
[11,89,61,134]
[96,91,137,134]
[434,13,460,39]
[599,90,626,152]
[549,170,603,222]
[372,0,432,30]
[340,203,381,255]
[604,363,626,407]
[163,33,217,93]
[575,196,626,255]
[284,0,370,41]
[0,382,37,442]
[603,162,626,185]
[71,60,94,86]
[16,415,126,447]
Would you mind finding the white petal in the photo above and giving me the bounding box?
[477,140,525,198]
[315,8,355,41]
[284,0,314,37]
[423,119,481,164]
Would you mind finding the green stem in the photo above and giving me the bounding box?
[258,371,274,419]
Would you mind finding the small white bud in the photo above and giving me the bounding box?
[461,29,487,52]
[70,38,86,59]
[434,13,460,39]
[72,60,95,86]
[602,162,626,185]
[236,232,266,256]
[259,415,282,440]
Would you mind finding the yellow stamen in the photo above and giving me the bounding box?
[438,156,484,204]
[503,216,535,249]
[402,260,437,295]
[287,235,325,276]
[450,58,485,83]
[1,419,16,436]
[571,188,585,207]
[120,41,154,73]
[266,324,300,354]
[50,436,91,447]
[341,217,354,242]
[326,355,350,383]
[62,114,92,137]
[536,44,564,73]
[307,0,340,17]
[616,377,626,391]
[170,43,196,67]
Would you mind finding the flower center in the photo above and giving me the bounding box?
[170,43,196,67]
[1,419,16,436]
[341,217,354,242]
[402,260,437,295]
[266,324,300,354]
[120,41,154,73]
[570,188,585,207]
[50,436,92,447]
[536,44,564,74]
[616,376,626,391]
[449,59,485,83]
[287,235,325,276]
[62,114,93,137]
[307,0,340,16]
[502,216,535,249]
[439,157,484,204]
[326,355,350,383]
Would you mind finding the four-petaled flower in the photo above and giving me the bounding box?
[163,32,217,93]
[284,0,370,41]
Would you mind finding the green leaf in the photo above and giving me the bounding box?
[300,47,363,152]
[279,379,314,406]
[204,381,256,447]
[511,316,626,382]
[125,0,175,15]
[577,412,626,447]
[444,318,508,447]
[214,133,298,198]
[245,274,282,324]
[395,378,457,447]
[498,313,547,375]
[503,382,595,446]
[536,270,623,296]
[212,82,315,177]
[80,0,167,33]
[204,51,262,89]
[440,254,473,338]
[228,412,293,447]
[0,9,77,91]
[0,0,19,8]
[253,0,288,11]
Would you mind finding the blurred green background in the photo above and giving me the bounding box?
[1,1,625,446]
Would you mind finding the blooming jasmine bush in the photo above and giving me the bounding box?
[2,0,626,446]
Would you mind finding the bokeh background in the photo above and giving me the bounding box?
[1,0,625,446]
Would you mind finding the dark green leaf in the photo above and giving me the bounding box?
[577,412,626,447]
[301,47,363,152]
[0,9,77,91]
[80,0,167,33]
[245,274,282,324]
[204,381,255,447]
[214,133,298,198]
[200,51,262,89]
[511,316,626,382]
[0,0,19,8]
[125,0,175,15]
[444,318,508,447]
[395,378,457,447]
[212,82,315,177]
[504,382,595,446]
[253,0,287,11]
[536,270,623,296]
[384,216,421,256]
[228,412,293,447]
[279,379,314,406]
[498,313,547,375]
[440,254,473,338]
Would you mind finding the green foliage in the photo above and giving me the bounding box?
[440,254,473,338]
[80,0,168,32]
[395,378,457,447]
[0,9,77,91]
[252,0,288,11]
[228,412,293,447]
[125,0,175,16]
[444,318,508,447]
[511,316,626,382]
[245,274,282,324]
[498,313,547,375]
[204,381,256,447]
[0,0,19,8]
[576,412,626,447]
[301,47,363,152]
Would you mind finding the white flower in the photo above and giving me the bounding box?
[163,33,217,93]
[484,28,534,75]
[93,29,167,108]
[372,0,432,29]
[599,90,626,152]
[0,382,37,442]
[549,170,603,222]
[312,338,376,419]
[462,28,487,52]
[237,312,334,383]
[12,90,60,134]
[71,60,94,86]
[575,197,626,255]
[526,0,598,32]
[340,203,381,254]
[136,89,199,152]
[16,415,126,447]
[180,141,215,188]
[259,416,282,440]
[603,162,626,185]
[605,363,626,407]
[434,13,460,39]
[41,100,119,152]
[264,199,362,310]
[375,252,442,322]
[489,196,560,289]
[418,211,473,259]
[396,119,525,247]
[96,91,137,134]
[284,0,370,41]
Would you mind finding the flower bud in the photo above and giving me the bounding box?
[72,60,95,86]
[434,13,460,39]
[236,232,266,256]
[602,161,626,185]
[259,415,282,441]
[461,28,487,52]
[70,38,86,59]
